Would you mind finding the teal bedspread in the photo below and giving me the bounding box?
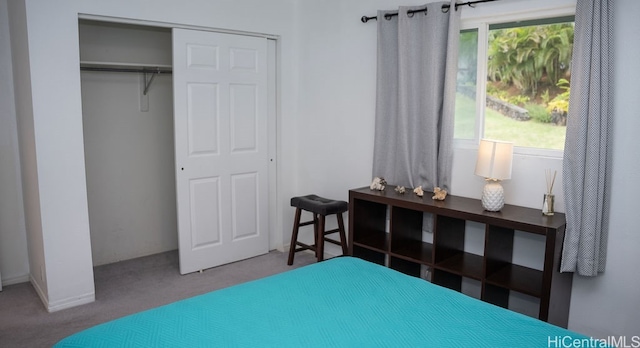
[55,257,586,347]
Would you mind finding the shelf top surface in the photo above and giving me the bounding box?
[349,186,566,231]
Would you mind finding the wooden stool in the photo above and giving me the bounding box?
[287,195,348,265]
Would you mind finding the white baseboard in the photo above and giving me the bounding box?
[29,274,95,312]
[2,273,30,286]
[47,292,95,313]
[29,274,49,310]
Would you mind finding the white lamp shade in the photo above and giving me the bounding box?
[475,139,513,180]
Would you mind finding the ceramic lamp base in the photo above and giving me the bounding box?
[482,181,504,212]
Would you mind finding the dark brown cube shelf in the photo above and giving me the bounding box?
[348,186,572,328]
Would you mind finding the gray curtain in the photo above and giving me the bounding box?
[372,1,460,191]
[561,0,613,276]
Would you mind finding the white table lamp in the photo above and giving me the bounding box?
[475,139,513,211]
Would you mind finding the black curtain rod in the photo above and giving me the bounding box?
[361,0,498,23]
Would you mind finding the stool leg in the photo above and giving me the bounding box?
[336,212,348,255]
[313,214,319,258]
[287,208,302,265]
[317,215,326,262]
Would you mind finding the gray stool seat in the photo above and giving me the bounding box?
[290,195,348,216]
[287,195,348,265]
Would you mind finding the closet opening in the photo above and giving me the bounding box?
[79,20,179,278]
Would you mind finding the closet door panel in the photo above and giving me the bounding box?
[187,83,219,155]
[230,83,258,152]
[173,28,268,274]
[189,177,222,248]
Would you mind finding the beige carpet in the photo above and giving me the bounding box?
[0,250,316,347]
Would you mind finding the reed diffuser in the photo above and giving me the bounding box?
[543,169,556,215]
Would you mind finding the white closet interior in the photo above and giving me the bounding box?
[79,20,178,266]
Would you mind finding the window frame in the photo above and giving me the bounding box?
[455,4,576,158]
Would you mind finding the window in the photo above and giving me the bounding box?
[454,14,575,155]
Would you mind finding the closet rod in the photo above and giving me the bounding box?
[79,66,172,74]
[80,66,172,95]
[360,0,499,23]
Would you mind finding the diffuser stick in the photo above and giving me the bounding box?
[545,169,557,194]
[549,171,556,194]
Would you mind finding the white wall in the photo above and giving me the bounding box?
[9,0,96,311]
[80,22,177,266]
[0,0,29,286]
[7,0,52,304]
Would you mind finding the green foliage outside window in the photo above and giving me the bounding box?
[547,78,571,115]
[487,23,574,97]
[486,22,573,127]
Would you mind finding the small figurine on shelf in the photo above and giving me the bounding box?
[370,177,387,191]
[395,186,406,194]
[432,187,448,201]
[413,186,424,197]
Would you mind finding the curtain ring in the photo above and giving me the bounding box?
[407,11,415,18]
[384,13,393,20]
[441,5,450,13]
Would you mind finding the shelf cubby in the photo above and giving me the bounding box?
[390,256,422,278]
[432,269,463,292]
[434,252,484,281]
[485,264,543,298]
[350,198,388,253]
[352,230,389,253]
[352,245,386,266]
[390,241,433,265]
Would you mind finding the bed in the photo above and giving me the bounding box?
[55,257,587,347]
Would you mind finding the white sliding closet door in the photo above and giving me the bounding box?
[173,28,269,274]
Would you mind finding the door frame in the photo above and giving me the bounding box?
[77,14,283,253]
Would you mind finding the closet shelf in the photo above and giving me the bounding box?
[80,61,172,95]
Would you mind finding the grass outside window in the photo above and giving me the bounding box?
[455,94,565,150]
